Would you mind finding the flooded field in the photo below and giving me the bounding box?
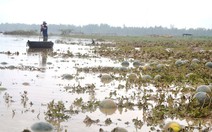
[0,34,211,132]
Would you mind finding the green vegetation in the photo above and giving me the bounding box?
[3,30,38,36]
[76,36,211,131]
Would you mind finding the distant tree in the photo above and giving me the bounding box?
[1,23,212,36]
[60,29,73,35]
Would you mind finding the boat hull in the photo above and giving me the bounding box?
[27,40,54,48]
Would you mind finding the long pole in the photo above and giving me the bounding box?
[39,31,41,41]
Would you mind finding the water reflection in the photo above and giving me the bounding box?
[99,74,113,84]
[26,48,53,67]
[99,107,117,115]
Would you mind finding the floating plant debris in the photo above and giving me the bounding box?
[83,115,100,126]
[0,35,212,132]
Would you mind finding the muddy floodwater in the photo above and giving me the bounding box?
[0,34,211,132]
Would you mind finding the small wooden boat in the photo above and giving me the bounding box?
[27,40,54,48]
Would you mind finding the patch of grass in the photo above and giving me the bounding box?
[3,30,38,36]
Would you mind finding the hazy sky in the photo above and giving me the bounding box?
[0,0,212,29]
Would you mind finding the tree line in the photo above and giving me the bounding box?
[0,23,212,36]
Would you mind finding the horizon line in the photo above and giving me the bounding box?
[0,22,211,30]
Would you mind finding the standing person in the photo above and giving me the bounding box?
[40,21,48,41]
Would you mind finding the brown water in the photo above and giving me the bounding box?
[0,35,209,132]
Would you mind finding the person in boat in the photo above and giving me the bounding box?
[40,21,48,41]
